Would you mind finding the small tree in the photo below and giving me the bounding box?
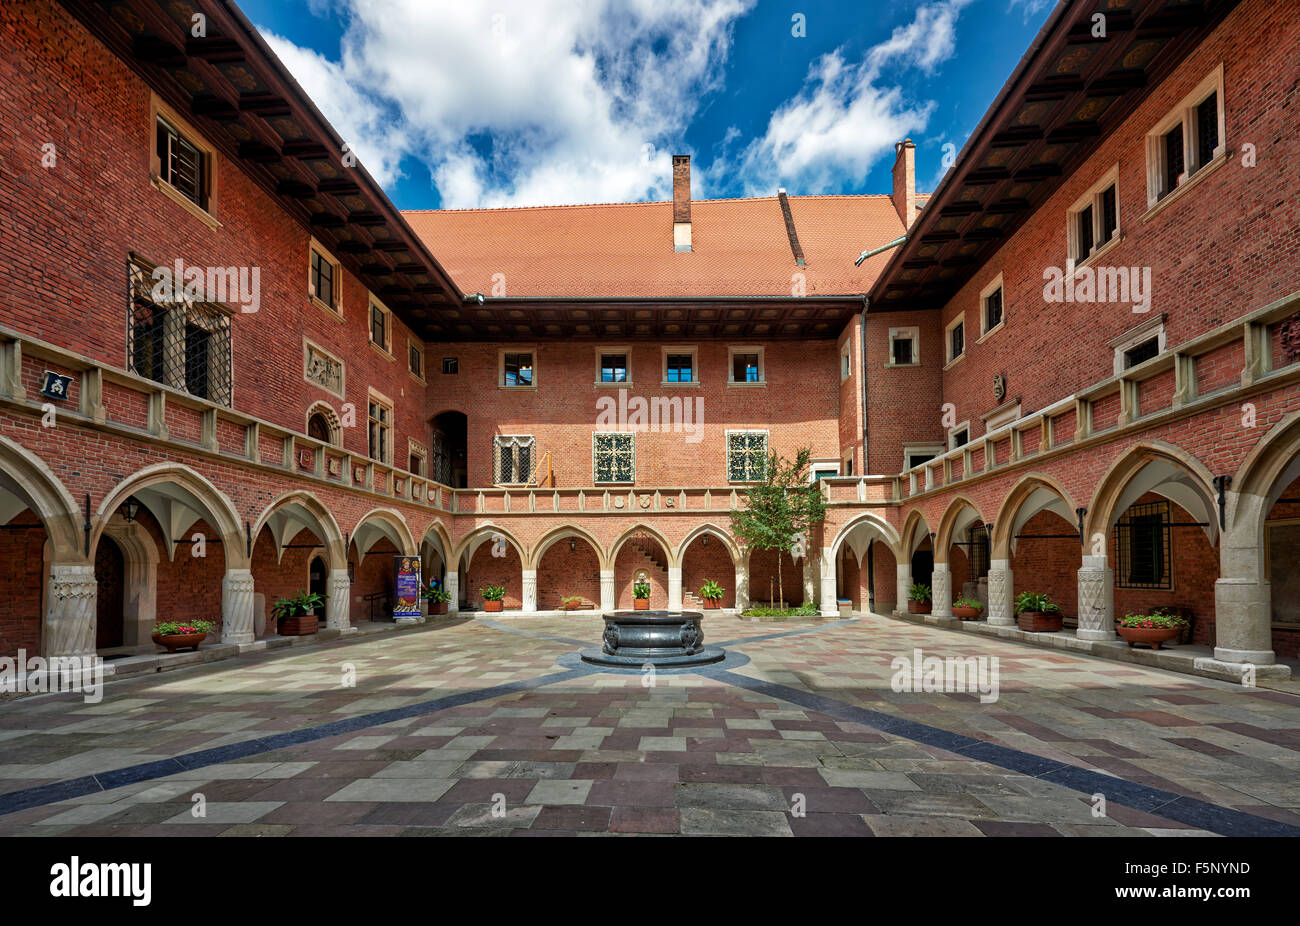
[729,447,827,609]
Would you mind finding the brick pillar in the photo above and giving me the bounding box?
[987,559,1014,626]
[1075,555,1114,640]
[931,562,952,618]
[222,568,256,645]
[45,563,96,657]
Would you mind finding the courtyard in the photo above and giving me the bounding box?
[2,612,1298,838]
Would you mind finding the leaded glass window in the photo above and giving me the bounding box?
[127,259,231,406]
[593,433,634,483]
[727,432,767,482]
[494,435,534,485]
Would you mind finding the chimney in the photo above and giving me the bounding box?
[672,154,692,252]
[891,138,917,228]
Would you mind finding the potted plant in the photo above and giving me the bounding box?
[632,580,652,610]
[152,619,215,654]
[952,597,984,620]
[1115,611,1187,650]
[481,584,506,612]
[699,580,725,609]
[1015,592,1062,632]
[421,583,452,615]
[271,590,325,636]
[908,582,932,614]
[561,595,583,611]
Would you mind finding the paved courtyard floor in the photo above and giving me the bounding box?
[2,613,1300,837]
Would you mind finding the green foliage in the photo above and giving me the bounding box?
[632,581,652,599]
[153,619,215,635]
[561,595,583,607]
[481,585,506,601]
[271,590,325,620]
[952,597,984,610]
[908,582,932,602]
[699,580,725,599]
[728,447,827,607]
[421,583,451,603]
[741,604,820,617]
[1116,612,1187,629]
[1014,592,1061,614]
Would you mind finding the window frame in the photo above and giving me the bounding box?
[840,341,853,381]
[308,239,343,317]
[662,346,699,385]
[493,434,536,486]
[727,345,766,386]
[304,401,342,446]
[442,357,459,375]
[594,345,633,387]
[407,438,429,477]
[948,421,971,452]
[1110,315,1167,375]
[499,348,537,390]
[592,431,635,484]
[1113,500,1173,590]
[407,338,425,383]
[1067,164,1121,265]
[978,273,1006,340]
[944,314,966,369]
[1144,64,1226,210]
[366,389,394,465]
[903,443,944,473]
[368,295,393,357]
[148,95,218,226]
[886,326,920,368]
[725,429,770,484]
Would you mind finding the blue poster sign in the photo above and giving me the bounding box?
[394,555,421,619]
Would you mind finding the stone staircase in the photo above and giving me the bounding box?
[628,539,669,597]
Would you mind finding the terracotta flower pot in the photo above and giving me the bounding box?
[563,601,581,610]
[952,605,981,620]
[1017,611,1063,633]
[484,600,503,612]
[432,602,448,615]
[278,615,319,636]
[152,632,206,654]
[703,598,721,609]
[908,601,932,614]
[1117,625,1179,650]
[633,599,650,610]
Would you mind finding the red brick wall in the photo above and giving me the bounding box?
[536,541,601,610]
[140,513,226,629]
[681,536,735,608]
[251,528,319,624]
[863,310,944,474]
[463,543,523,610]
[872,540,897,612]
[748,548,804,607]
[1010,511,1081,617]
[614,539,670,609]
[0,511,46,655]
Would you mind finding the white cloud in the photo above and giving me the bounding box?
[260,0,753,208]
[714,0,973,196]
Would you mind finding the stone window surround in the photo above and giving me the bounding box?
[304,400,342,446]
[948,419,971,452]
[1066,163,1123,267]
[308,237,342,320]
[407,337,425,384]
[886,326,920,368]
[594,345,633,387]
[978,272,1006,341]
[840,341,852,380]
[1109,313,1167,375]
[943,313,966,370]
[499,347,537,390]
[903,442,945,473]
[368,294,394,359]
[982,398,1022,434]
[727,345,766,386]
[1144,63,1226,210]
[661,345,699,386]
[725,428,769,483]
[592,431,635,484]
[407,437,429,476]
[367,387,394,466]
[148,93,219,228]
[494,433,536,486]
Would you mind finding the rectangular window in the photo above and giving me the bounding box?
[732,352,760,383]
[1146,68,1225,207]
[409,342,423,378]
[1196,91,1219,167]
[1099,184,1117,246]
[368,398,391,463]
[156,117,206,208]
[1163,123,1185,195]
[948,320,964,363]
[127,260,231,405]
[1076,204,1094,260]
[503,352,533,387]
[968,527,990,579]
[892,336,914,365]
[494,435,535,485]
[370,302,388,351]
[409,452,423,476]
[665,353,694,383]
[599,353,628,382]
[983,287,1003,333]
[1068,170,1119,262]
[1124,337,1160,368]
[950,428,969,450]
[442,357,458,375]
[727,431,768,482]
[593,432,634,483]
[310,248,335,309]
[1114,501,1172,589]
[907,453,935,470]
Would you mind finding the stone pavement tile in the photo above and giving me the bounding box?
[613,763,678,781]
[444,803,541,828]
[1143,827,1219,837]
[573,762,618,779]
[67,823,230,837]
[438,778,536,804]
[906,773,1033,797]
[368,760,467,780]
[609,807,679,834]
[638,736,687,752]
[978,794,1122,826]
[248,776,367,803]
[532,805,612,831]
[325,778,456,803]
[97,803,199,826]
[587,780,675,808]
[34,803,127,827]
[219,824,295,837]
[286,824,407,837]
[1050,823,1150,837]
[293,760,393,779]
[782,786,880,815]
[679,807,793,836]
[675,782,787,812]
[261,801,378,825]
[864,791,999,819]
[1100,802,1197,829]
[759,766,828,788]
[818,768,920,790]
[973,820,1064,837]
[356,802,458,827]
[526,779,593,805]
[789,813,875,837]
[677,762,765,784]
[163,802,284,824]
[861,815,985,837]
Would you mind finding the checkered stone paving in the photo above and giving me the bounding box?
[2,613,1300,836]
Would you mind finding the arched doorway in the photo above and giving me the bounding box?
[309,555,328,600]
[94,536,125,650]
[432,411,468,488]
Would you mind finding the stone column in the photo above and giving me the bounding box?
[986,559,1014,626]
[600,569,616,612]
[802,556,817,609]
[667,567,683,611]
[819,548,838,617]
[444,571,459,616]
[895,561,911,616]
[931,562,952,618]
[327,568,353,632]
[522,569,537,612]
[45,564,96,657]
[734,565,749,611]
[221,568,256,645]
[1076,554,1114,640]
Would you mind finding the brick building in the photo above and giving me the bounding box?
[0,0,1295,681]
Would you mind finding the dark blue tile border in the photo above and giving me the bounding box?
[704,668,1300,837]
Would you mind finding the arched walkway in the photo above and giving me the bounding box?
[253,493,348,634]
[932,497,986,619]
[534,529,603,612]
[678,524,740,610]
[986,475,1077,629]
[453,525,525,611]
[826,513,901,616]
[611,526,673,610]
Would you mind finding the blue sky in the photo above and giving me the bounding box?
[240,0,1053,210]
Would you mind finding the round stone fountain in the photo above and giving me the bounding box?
[579,610,725,668]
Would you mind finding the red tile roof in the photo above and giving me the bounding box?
[403,194,913,300]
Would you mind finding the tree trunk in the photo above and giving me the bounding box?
[777,551,784,611]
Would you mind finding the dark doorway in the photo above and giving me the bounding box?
[432,411,468,488]
[911,548,934,590]
[309,555,328,601]
[95,537,125,649]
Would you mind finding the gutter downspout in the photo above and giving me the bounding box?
[855,234,907,267]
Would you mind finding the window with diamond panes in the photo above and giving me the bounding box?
[127,260,231,406]
[593,433,634,483]
[494,435,534,485]
[727,432,768,482]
